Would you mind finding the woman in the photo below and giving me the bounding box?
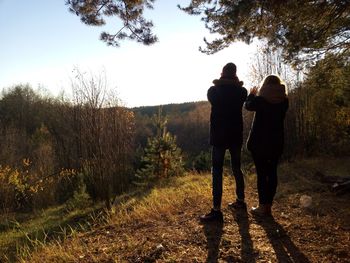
[245,75,288,216]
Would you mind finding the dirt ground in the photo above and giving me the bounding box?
[27,159,350,263]
[79,191,349,262]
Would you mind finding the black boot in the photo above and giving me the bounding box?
[228,199,247,210]
[200,209,223,222]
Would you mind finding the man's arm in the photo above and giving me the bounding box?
[207,86,217,105]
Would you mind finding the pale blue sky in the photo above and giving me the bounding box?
[0,0,257,107]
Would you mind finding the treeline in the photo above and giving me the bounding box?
[0,72,134,212]
[132,101,254,171]
[285,54,350,157]
[0,53,348,213]
[133,102,211,167]
[134,53,349,166]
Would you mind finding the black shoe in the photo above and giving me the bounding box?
[228,200,247,209]
[251,205,272,217]
[200,209,223,222]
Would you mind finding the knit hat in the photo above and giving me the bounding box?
[221,63,237,78]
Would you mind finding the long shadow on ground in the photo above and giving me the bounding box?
[256,216,311,263]
[233,209,257,263]
[203,220,224,263]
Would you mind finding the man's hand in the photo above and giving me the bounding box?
[249,86,258,95]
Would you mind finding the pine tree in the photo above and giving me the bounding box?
[135,108,184,185]
[180,1,350,63]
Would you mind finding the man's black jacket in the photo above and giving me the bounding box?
[207,78,247,148]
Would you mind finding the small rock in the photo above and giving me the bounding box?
[281,212,289,219]
[156,244,164,250]
[300,195,312,208]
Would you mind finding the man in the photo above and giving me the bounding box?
[200,62,247,222]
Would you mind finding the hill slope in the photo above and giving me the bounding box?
[25,158,350,262]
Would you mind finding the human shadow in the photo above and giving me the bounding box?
[202,220,224,263]
[257,216,311,263]
[232,209,257,263]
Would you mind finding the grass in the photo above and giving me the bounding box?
[0,174,211,262]
[114,175,211,223]
[0,201,105,262]
[2,157,350,262]
[21,174,215,262]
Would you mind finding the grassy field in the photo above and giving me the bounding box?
[1,157,350,262]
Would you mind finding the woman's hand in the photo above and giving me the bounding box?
[250,86,258,95]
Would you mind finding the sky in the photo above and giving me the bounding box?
[0,0,258,107]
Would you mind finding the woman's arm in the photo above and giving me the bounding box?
[244,87,260,111]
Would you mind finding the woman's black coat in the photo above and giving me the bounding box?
[207,82,247,148]
[245,94,289,158]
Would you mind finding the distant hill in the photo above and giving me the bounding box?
[132,101,209,118]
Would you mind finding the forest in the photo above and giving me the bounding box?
[1,0,349,261]
[0,50,348,215]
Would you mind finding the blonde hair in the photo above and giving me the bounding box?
[260,75,286,87]
[258,75,287,103]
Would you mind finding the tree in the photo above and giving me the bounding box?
[71,69,135,209]
[68,1,349,63]
[66,0,157,47]
[180,0,350,63]
[133,102,211,169]
[300,53,350,154]
[249,42,302,88]
[135,108,184,185]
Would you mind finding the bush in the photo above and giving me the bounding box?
[192,151,211,172]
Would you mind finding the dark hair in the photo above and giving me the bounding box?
[223,63,237,75]
[221,63,237,79]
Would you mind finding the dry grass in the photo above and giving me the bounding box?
[19,158,350,262]
[24,175,213,262]
[0,203,105,262]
